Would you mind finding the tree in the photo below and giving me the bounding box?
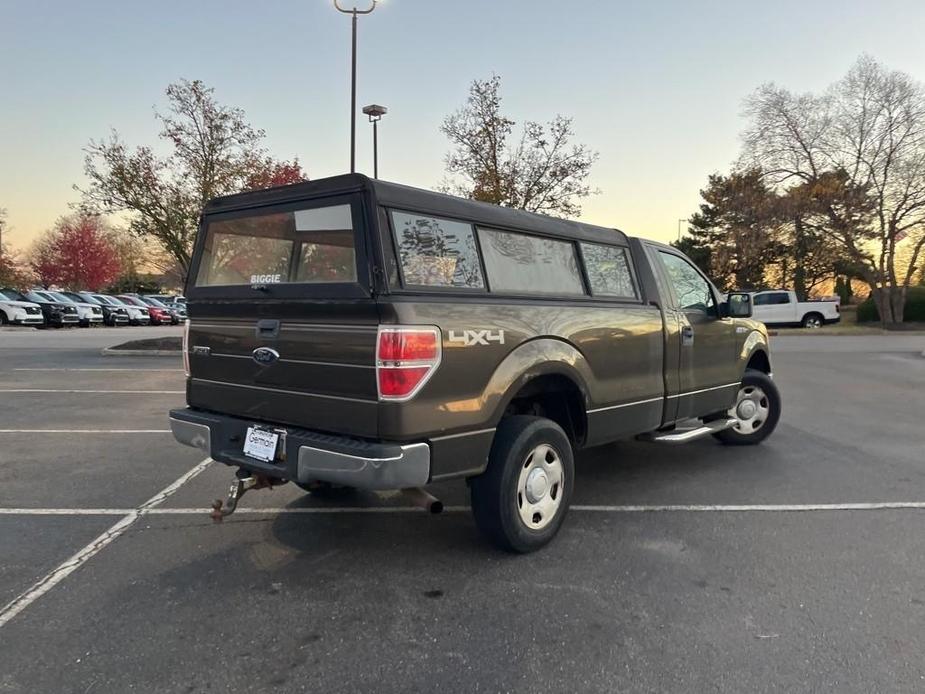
[741,56,925,325]
[29,215,121,290]
[683,169,784,290]
[441,75,598,218]
[0,209,31,288]
[79,79,306,281]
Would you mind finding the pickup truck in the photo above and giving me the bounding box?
[170,174,781,553]
[750,290,840,328]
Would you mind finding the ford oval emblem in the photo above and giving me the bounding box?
[252,347,280,366]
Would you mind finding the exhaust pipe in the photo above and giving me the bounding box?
[401,487,443,514]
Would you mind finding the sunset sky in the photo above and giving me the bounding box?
[2,0,925,251]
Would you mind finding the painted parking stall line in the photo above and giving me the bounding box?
[0,389,184,394]
[0,458,212,630]
[0,429,171,434]
[13,368,183,372]
[2,501,925,516]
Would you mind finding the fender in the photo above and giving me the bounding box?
[739,328,772,377]
[484,337,594,427]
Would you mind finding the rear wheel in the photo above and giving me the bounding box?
[714,370,781,445]
[470,415,574,553]
[801,312,824,329]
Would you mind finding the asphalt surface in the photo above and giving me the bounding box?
[0,327,923,693]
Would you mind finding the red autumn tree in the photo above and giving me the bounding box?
[30,215,122,290]
[244,157,307,191]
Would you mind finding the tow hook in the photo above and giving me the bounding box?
[210,469,280,522]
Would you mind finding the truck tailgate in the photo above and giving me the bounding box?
[187,304,379,438]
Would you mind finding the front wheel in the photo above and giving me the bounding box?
[714,370,781,445]
[470,416,574,553]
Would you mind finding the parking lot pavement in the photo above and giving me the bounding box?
[0,333,923,693]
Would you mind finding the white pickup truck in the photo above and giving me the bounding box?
[749,290,840,328]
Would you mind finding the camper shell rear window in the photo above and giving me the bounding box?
[188,194,370,300]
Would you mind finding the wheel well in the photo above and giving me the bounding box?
[746,350,771,374]
[504,374,587,447]
[803,311,823,321]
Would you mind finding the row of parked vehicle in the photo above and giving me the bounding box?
[0,289,187,328]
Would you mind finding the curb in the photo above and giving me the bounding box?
[101,348,181,357]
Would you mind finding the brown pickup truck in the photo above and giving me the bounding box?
[170,174,780,552]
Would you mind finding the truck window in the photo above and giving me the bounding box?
[657,252,716,315]
[769,292,790,304]
[195,204,356,287]
[390,210,485,289]
[580,243,637,298]
[478,228,585,296]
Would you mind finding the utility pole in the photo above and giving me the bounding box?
[333,1,378,174]
[362,104,387,178]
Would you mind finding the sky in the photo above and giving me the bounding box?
[2,0,925,252]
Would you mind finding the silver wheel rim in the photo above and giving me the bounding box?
[516,443,564,531]
[729,385,771,434]
[805,316,822,328]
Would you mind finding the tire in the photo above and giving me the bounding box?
[801,312,824,329]
[470,415,574,553]
[714,370,781,446]
[295,480,356,499]
[0,311,7,325]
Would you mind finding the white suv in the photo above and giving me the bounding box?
[0,289,45,326]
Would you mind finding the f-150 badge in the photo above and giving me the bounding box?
[448,329,505,346]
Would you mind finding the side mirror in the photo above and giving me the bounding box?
[725,292,753,318]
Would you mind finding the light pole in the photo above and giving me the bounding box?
[362,104,387,178]
[677,218,688,242]
[333,0,378,174]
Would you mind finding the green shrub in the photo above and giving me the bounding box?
[857,286,925,322]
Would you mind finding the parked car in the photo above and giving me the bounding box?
[749,290,840,328]
[145,295,187,319]
[117,294,170,325]
[0,289,45,326]
[138,296,180,324]
[21,289,80,327]
[44,290,104,327]
[170,174,779,553]
[68,291,130,326]
[104,295,150,325]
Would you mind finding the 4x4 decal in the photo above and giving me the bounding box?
[448,329,505,346]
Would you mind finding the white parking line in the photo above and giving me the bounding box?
[0,429,171,434]
[0,458,212,630]
[0,389,184,394]
[13,368,182,372]
[2,501,925,516]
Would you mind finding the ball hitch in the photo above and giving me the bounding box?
[210,469,281,522]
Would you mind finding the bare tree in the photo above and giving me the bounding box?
[741,56,925,324]
[441,75,598,218]
[79,80,305,281]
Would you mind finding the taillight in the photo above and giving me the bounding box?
[182,319,190,377]
[376,326,441,400]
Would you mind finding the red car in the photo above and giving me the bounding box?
[117,294,172,325]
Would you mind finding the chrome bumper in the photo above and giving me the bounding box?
[296,442,429,490]
[169,412,430,490]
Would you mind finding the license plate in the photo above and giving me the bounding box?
[243,427,279,462]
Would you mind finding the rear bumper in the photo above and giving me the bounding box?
[169,407,430,490]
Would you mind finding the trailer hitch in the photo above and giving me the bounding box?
[210,469,281,522]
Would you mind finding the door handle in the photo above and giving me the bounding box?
[681,325,694,346]
[256,319,280,339]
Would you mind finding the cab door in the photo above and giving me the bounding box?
[649,248,739,421]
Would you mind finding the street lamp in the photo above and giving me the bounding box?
[333,0,378,174]
[362,104,387,178]
[677,218,688,242]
